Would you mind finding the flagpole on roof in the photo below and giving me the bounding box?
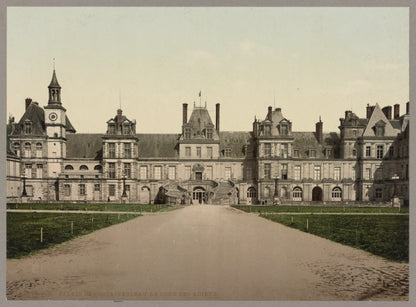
[199,90,202,107]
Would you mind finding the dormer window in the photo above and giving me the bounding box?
[375,126,385,137]
[207,128,213,139]
[374,120,386,137]
[325,148,333,158]
[280,124,288,136]
[184,127,191,139]
[123,124,130,135]
[109,124,115,134]
[309,149,316,158]
[264,125,271,136]
[225,147,232,157]
[24,121,32,134]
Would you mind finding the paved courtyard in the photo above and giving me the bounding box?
[7,205,408,300]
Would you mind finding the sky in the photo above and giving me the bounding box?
[7,7,409,133]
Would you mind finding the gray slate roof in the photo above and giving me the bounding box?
[292,132,340,159]
[66,134,103,159]
[11,103,46,136]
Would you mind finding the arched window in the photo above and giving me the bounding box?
[94,165,102,171]
[65,165,74,170]
[332,187,342,201]
[13,142,20,156]
[80,165,89,170]
[293,187,303,201]
[247,187,257,198]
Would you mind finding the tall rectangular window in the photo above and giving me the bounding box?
[168,166,176,180]
[79,184,86,195]
[64,184,71,196]
[124,163,131,178]
[376,145,384,159]
[310,150,316,158]
[264,163,271,179]
[264,125,271,136]
[206,129,213,139]
[36,164,43,179]
[389,145,394,157]
[184,128,191,139]
[24,122,32,134]
[294,165,301,180]
[108,143,116,158]
[206,166,213,180]
[24,143,31,158]
[108,162,116,179]
[140,166,148,179]
[207,147,213,158]
[196,147,201,158]
[185,147,191,157]
[185,166,191,179]
[225,148,231,157]
[264,143,271,157]
[94,184,101,191]
[36,143,42,158]
[225,167,232,179]
[293,150,299,158]
[246,167,252,180]
[154,166,162,180]
[334,167,341,181]
[109,184,116,196]
[124,143,131,158]
[281,164,288,180]
[314,166,321,181]
[366,168,372,180]
[281,144,288,158]
[25,164,32,178]
[366,146,371,157]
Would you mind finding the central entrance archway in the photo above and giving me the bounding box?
[192,187,206,205]
[312,186,322,201]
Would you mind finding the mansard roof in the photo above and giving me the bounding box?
[137,134,180,158]
[66,134,103,159]
[186,107,215,131]
[292,132,340,159]
[11,103,46,136]
[219,131,252,158]
[363,103,398,137]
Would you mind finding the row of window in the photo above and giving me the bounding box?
[63,183,130,197]
[107,142,135,159]
[263,164,346,181]
[260,123,290,136]
[262,145,333,159]
[24,163,43,178]
[108,123,134,135]
[65,165,102,171]
[13,142,43,157]
[184,127,213,139]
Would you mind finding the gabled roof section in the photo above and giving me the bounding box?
[363,103,398,137]
[10,103,46,136]
[219,131,251,158]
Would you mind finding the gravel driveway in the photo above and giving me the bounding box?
[7,205,408,300]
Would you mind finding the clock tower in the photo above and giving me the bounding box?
[44,69,67,178]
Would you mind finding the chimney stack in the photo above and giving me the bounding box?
[215,103,220,133]
[182,103,188,125]
[394,104,400,119]
[315,117,323,145]
[366,104,374,119]
[382,106,392,120]
[117,109,122,130]
[406,101,409,114]
[276,107,281,112]
[253,117,258,138]
[268,106,272,120]
[25,98,32,110]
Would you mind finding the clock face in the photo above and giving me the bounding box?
[49,112,58,121]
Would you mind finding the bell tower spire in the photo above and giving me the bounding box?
[48,68,62,104]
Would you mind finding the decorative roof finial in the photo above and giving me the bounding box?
[53,58,55,70]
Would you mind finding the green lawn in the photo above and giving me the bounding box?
[7,203,172,212]
[261,213,408,262]
[232,205,408,214]
[7,212,139,259]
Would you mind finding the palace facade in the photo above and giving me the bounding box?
[6,70,410,205]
